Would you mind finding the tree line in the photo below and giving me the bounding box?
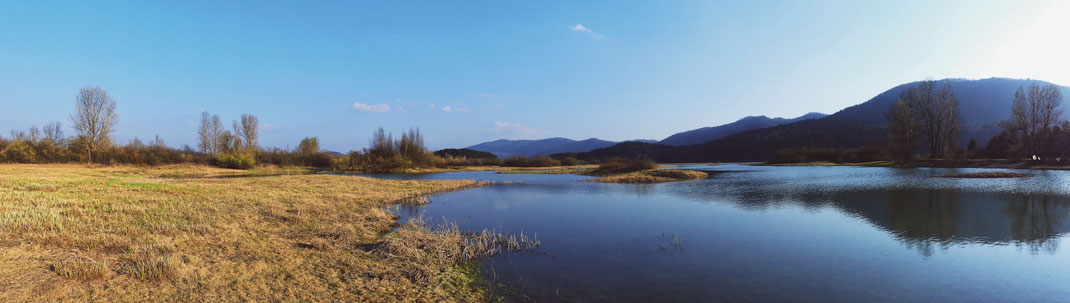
[0,86,584,171]
[885,81,1065,163]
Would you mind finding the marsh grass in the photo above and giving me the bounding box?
[0,164,491,302]
[378,217,540,284]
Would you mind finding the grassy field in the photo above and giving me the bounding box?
[0,164,509,302]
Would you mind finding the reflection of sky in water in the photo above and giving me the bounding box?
[346,165,1070,302]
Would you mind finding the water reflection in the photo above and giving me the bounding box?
[359,165,1070,301]
[664,166,1070,256]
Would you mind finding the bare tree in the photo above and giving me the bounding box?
[70,86,118,163]
[198,111,215,155]
[240,114,258,152]
[210,114,225,154]
[938,81,961,158]
[28,126,41,143]
[1003,83,1064,158]
[887,80,960,160]
[43,121,64,143]
[887,98,918,162]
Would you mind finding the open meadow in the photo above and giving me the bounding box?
[0,164,498,302]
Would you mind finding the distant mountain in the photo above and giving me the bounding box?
[467,137,633,157]
[659,112,827,146]
[573,78,1070,162]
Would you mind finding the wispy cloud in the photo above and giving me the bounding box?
[352,102,391,112]
[491,122,544,136]
[571,24,604,40]
[441,105,470,113]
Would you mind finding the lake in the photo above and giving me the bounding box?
[353,164,1070,302]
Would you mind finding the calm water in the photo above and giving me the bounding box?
[355,165,1070,302]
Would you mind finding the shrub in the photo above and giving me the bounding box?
[502,155,562,167]
[212,152,256,169]
[1,140,38,163]
[591,158,656,174]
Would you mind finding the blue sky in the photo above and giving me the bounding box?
[2,1,1069,151]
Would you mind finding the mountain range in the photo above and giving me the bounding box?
[658,112,827,146]
[571,78,1070,162]
[465,138,655,158]
[460,78,1070,162]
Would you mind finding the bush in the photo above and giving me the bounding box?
[592,158,656,174]
[502,156,562,167]
[558,157,579,166]
[330,152,412,173]
[212,152,256,169]
[1,140,38,163]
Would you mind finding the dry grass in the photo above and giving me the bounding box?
[588,169,708,183]
[52,256,107,281]
[0,164,491,302]
[937,171,1027,178]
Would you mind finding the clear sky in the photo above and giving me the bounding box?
[2,1,1069,151]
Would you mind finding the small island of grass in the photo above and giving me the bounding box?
[937,171,1027,178]
[588,168,708,183]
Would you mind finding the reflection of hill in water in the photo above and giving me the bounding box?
[832,190,1070,255]
[667,180,1070,255]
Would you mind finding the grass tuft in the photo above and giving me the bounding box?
[53,257,107,281]
[126,253,178,282]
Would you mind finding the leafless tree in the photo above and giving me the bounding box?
[43,121,64,143]
[70,86,118,163]
[938,81,961,157]
[887,98,918,162]
[210,114,225,153]
[887,80,960,160]
[198,111,215,155]
[240,114,258,152]
[28,126,41,143]
[1003,83,1064,157]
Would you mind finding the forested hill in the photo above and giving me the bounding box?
[571,78,1070,162]
[658,112,827,146]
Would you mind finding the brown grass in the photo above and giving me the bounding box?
[0,164,491,302]
[937,171,1027,178]
[588,169,708,183]
[52,256,107,281]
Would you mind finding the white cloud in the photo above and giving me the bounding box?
[491,122,544,136]
[441,105,470,113]
[430,104,437,109]
[571,24,604,40]
[352,102,391,112]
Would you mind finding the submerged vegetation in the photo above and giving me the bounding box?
[0,164,541,302]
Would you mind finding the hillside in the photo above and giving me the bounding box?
[467,137,623,157]
[574,78,1070,162]
[659,112,827,146]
